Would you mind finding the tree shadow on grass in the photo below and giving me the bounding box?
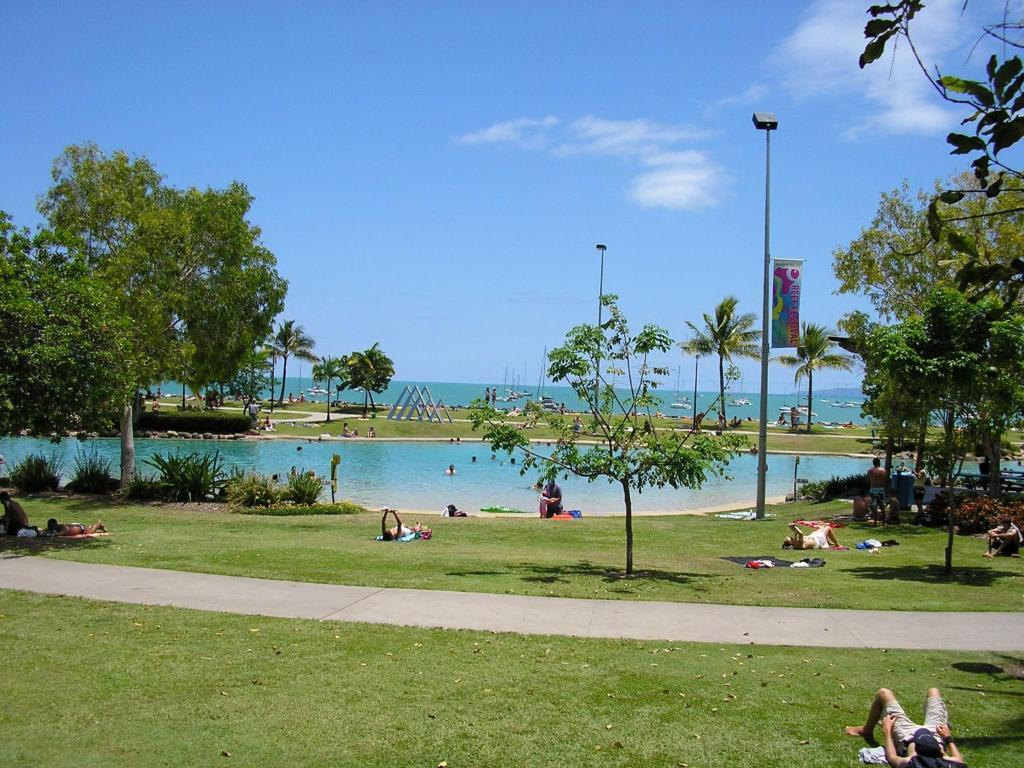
[510,560,707,589]
[0,536,111,558]
[846,563,1016,587]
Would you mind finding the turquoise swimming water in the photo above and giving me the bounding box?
[159,377,869,427]
[0,436,868,514]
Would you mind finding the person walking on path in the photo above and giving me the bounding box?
[845,687,966,767]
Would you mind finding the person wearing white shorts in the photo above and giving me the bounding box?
[845,687,966,766]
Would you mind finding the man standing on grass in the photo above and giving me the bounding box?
[868,457,889,524]
[846,687,966,767]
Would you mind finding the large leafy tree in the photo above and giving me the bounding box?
[312,356,348,422]
[684,296,760,424]
[860,2,1024,304]
[346,343,395,416]
[472,296,743,576]
[0,212,137,436]
[860,288,1024,575]
[38,143,286,479]
[270,320,317,406]
[777,323,854,432]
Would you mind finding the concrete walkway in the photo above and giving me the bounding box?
[1,556,1020,651]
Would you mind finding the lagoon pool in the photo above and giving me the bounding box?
[0,437,869,515]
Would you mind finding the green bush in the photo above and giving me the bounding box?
[234,501,368,516]
[226,472,283,508]
[144,450,227,502]
[799,472,866,503]
[66,449,116,494]
[138,410,251,434]
[10,453,63,493]
[120,476,165,501]
[285,471,324,505]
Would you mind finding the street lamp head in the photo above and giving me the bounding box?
[595,244,607,252]
[752,112,778,130]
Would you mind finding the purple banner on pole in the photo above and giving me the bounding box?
[771,259,802,348]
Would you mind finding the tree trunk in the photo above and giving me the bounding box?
[278,355,289,405]
[363,389,369,418]
[368,391,376,414]
[325,382,331,423]
[943,416,957,576]
[806,370,814,433]
[621,479,634,576]
[985,434,1001,498]
[884,428,894,477]
[718,354,726,425]
[915,416,927,471]
[119,403,136,483]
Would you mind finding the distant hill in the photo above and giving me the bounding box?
[814,387,864,398]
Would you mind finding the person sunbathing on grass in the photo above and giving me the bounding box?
[46,519,107,536]
[845,687,965,767]
[783,522,840,550]
[379,508,427,541]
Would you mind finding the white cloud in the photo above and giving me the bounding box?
[457,114,720,211]
[702,83,769,116]
[630,151,722,210]
[775,0,965,135]
[558,116,712,157]
[456,116,559,148]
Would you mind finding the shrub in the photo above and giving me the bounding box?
[138,410,252,434]
[226,472,283,508]
[66,449,116,494]
[954,496,1024,535]
[10,453,62,493]
[120,475,165,500]
[799,472,866,503]
[144,450,227,502]
[234,501,368,516]
[285,471,324,505]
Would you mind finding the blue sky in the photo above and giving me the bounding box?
[0,1,1001,392]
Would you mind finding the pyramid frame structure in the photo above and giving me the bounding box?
[386,384,453,423]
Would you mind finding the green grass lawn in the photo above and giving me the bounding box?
[10,497,1023,612]
[0,591,1019,768]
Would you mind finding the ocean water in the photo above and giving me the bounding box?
[0,435,869,515]
[159,377,870,427]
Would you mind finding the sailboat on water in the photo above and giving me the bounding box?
[669,366,691,410]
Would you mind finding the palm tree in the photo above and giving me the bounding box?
[685,296,760,424]
[346,343,395,416]
[777,322,853,432]
[270,320,317,405]
[311,356,349,422]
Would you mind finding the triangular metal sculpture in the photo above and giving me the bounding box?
[386,384,452,423]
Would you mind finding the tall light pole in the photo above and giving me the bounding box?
[752,112,778,521]
[595,243,607,409]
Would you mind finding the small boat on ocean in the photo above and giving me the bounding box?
[308,386,328,396]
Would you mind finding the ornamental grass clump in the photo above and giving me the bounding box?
[10,453,63,493]
[66,449,115,494]
[285,471,324,506]
[226,472,283,508]
[144,450,227,502]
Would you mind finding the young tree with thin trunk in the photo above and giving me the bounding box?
[777,323,854,432]
[472,296,743,576]
[312,356,348,422]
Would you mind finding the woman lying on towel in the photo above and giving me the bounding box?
[783,522,839,550]
[46,519,107,536]
[379,509,430,541]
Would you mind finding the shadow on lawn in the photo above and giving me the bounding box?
[0,536,110,557]
[511,560,706,589]
[846,563,1016,587]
